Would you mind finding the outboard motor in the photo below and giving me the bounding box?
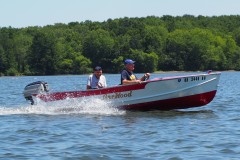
[23,81,49,105]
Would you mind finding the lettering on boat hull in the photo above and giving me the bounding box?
[103,91,132,100]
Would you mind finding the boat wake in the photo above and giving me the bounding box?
[0,98,126,116]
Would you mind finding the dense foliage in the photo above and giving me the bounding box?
[1,15,240,76]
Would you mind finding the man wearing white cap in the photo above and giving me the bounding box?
[120,59,150,85]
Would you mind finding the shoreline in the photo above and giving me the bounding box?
[0,70,238,77]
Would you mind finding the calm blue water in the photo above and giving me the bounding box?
[0,72,240,159]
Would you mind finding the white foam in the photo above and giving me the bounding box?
[0,98,126,116]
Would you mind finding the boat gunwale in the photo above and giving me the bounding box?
[41,72,221,94]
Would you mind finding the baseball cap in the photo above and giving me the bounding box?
[94,66,102,71]
[124,59,135,64]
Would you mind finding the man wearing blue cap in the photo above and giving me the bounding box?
[121,59,150,85]
[87,66,107,89]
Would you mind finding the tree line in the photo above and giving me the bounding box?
[1,15,240,76]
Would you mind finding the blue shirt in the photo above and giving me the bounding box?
[120,69,138,85]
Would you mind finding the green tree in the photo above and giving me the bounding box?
[13,32,32,73]
[2,15,240,75]
[166,28,230,71]
[233,27,240,46]
[29,31,59,75]
[83,29,115,72]
[143,25,168,54]
[58,59,73,74]
[0,28,17,73]
[128,49,158,73]
[111,56,124,73]
[0,45,7,74]
[73,55,92,74]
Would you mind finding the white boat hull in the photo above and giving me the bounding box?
[31,72,221,110]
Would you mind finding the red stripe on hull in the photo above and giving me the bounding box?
[37,83,147,102]
[121,90,217,111]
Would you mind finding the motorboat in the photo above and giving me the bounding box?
[23,71,221,110]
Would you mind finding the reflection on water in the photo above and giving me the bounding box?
[123,109,217,125]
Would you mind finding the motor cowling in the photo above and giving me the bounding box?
[23,81,49,104]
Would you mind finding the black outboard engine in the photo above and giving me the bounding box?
[23,81,49,105]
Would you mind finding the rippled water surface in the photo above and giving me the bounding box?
[0,72,240,159]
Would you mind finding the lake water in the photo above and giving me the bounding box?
[0,71,240,159]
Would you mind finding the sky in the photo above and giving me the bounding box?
[1,0,240,28]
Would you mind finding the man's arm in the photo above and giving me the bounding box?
[140,73,151,81]
[122,79,141,85]
[86,85,91,90]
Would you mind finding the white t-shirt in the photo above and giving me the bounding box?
[87,74,107,89]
